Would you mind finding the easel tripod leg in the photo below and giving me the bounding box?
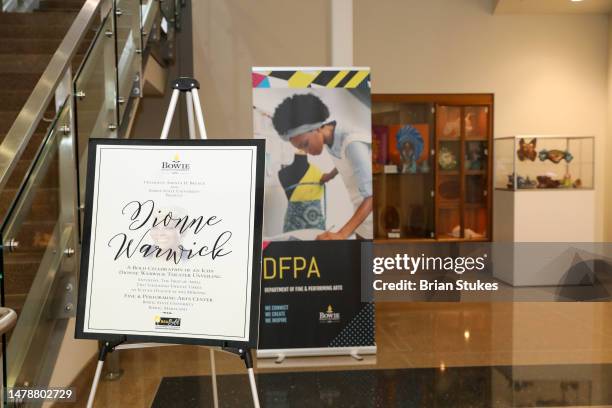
[185,91,197,139]
[210,348,219,408]
[190,89,208,140]
[86,343,111,408]
[241,349,260,408]
[160,88,181,140]
[86,360,104,408]
[86,338,125,408]
[247,367,260,408]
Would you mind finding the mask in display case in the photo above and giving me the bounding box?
[516,137,537,161]
[495,136,594,191]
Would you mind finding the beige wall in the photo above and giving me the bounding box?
[355,0,608,240]
[192,0,330,139]
[192,0,610,240]
[46,319,97,398]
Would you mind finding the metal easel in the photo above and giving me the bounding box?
[85,77,260,408]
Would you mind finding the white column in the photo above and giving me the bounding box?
[331,0,353,66]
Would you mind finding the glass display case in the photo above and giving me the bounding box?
[372,95,493,241]
[494,136,594,191]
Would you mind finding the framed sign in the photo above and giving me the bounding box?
[75,139,265,348]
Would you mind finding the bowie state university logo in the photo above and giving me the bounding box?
[319,305,340,323]
[154,315,181,329]
[161,153,191,171]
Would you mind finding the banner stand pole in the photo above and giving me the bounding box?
[84,78,260,408]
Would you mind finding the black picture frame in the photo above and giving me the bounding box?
[75,138,265,349]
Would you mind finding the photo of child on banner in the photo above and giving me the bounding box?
[253,71,373,241]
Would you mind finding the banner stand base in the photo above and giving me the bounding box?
[85,341,260,408]
[256,346,377,364]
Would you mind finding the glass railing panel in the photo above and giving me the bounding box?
[116,0,143,123]
[2,100,77,396]
[141,0,160,39]
[74,11,118,210]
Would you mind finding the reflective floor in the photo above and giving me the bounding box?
[81,303,612,407]
[151,364,612,408]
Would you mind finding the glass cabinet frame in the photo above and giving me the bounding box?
[372,94,494,242]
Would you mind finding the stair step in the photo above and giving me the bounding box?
[37,7,84,13]
[1,220,58,255]
[39,0,86,6]
[5,293,24,340]
[0,90,80,112]
[0,24,69,39]
[0,54,52,74]
[0,119,50,151]
[0,38,63,55]
[1,90,35,110]
[0,11,77,25]
[0,73,42,92]
[0,110,54,132]
[38,0,86,11]
[2,156,59,190]
[5,294,26,314]
[3,253,39,295]
[0,112,20,133]
[0,38,89,55]
[0,187,60,229]
[20,132,49,161]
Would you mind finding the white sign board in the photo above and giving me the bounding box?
[76,139,264,348]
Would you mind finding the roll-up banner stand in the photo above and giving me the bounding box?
[252,67,376,360]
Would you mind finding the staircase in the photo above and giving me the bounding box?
[0,0,171,395]
[0,2,86,333]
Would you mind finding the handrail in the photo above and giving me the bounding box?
[0,0,101,195]
[0,308,17,335]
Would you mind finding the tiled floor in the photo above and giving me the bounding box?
[82,302,612,407]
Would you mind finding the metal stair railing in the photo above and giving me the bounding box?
[0,0,184,405]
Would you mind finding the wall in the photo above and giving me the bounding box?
[354,0,609,241]
[192,0,330,139]
[191,0,610,241]
[608,14,612,241]
[47,319,97,390]
[131,0,195,140]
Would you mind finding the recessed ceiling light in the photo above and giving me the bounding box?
[570,0,583,2]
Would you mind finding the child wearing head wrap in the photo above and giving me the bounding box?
[271,93,372,240]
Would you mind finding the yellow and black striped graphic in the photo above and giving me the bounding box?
[253,69,370,89]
